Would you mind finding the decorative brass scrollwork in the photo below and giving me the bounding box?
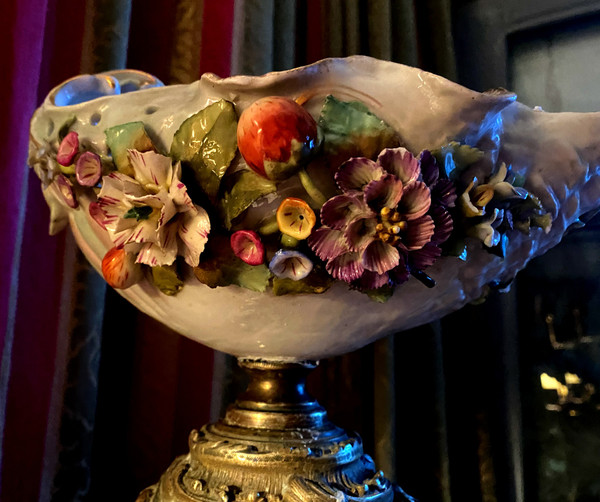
[137,359,411,502]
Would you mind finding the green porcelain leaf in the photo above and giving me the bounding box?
[170,100,238,200]
[194,235,271,292]
[105,122,155,176]
[221,261,272,293]
[123,205,152,221]
[151,264,184,296]
[272,267,333,296]
[364,284,394,303]
[511,193,552,233]
[318,95,400,162]
[219,170,277,229]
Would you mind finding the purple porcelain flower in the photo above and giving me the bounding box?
[308,147,455,289]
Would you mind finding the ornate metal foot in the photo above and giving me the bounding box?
[137,359,414,502]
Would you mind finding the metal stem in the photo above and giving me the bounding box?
[137,358,400,502]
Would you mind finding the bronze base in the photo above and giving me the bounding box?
[137,359,414,502]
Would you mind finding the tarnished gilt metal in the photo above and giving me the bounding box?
[137,359,401,502]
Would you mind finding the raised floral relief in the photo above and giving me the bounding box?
[29,88,552,301]
[97,149,210,270]
[309,148,454,290]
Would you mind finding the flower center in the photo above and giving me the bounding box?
[376,207,407,246]
[470,184,494,208]
[123,205,153,221]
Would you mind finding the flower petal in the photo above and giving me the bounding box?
[169,170,195,211]
[231,230,265,265]
[399,181,431,220]
[320,194,373,230]
[487,162,508,185]
[419,150,439,186]
[123,217,159,245]
[389,258,410,285]
[409,242,442,270]
[493,181,528,200]
[308,227,348,260]
[344,217,377,252]
[431,179,457,208]
[75,151,102,186]
[353,270,390,290]
[467,222,501,247]
[111,227,137,248]
[53,174,78,208]
[430,205,453,245]
[178,206,211,267]
[269,250,313,280]
[377,147,419,185]
[56,132,79,166]
[361,240,400,274]
[128,149,173,190]
[458,187,484,217]
[335,157,384,192]
[363,174,403,210]
[88,201,107,229]
[277,197,316,240]
[136,236,178,267]
[98,196,135,232]
[404,215,434,250]
[99,172,147,212]
[157,196,177,231]
[326,252,364,283]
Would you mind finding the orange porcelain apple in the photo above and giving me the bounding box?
[101,247,143,289]
[237,96,320,181]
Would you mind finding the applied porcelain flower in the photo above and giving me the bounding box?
[269,250,313,280]
[309,147,455,289]
[459,162,551,248]
[97,149,210,267]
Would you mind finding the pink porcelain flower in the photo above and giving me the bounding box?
[309,147,455,289]
[97,149,210,267]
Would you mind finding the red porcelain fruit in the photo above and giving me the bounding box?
[101,247,143,289]
[237,96,320,181]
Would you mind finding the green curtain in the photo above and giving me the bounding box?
[232,0,456,80]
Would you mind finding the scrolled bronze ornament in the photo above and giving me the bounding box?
[137,360,401,502]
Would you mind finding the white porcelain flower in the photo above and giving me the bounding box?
[97,149,210,267]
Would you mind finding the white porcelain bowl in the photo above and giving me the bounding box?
[29,57,600,360]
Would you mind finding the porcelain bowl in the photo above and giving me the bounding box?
[29,57,600,360]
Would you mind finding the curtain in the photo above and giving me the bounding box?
[0,1,95,501]
[1,2,515,502]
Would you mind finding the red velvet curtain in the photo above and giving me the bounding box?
[0,1,85,500]
[0,1,237,500]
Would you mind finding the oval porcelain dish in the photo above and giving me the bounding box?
[29,56,600,360]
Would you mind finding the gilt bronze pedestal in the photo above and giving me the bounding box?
[137,359,413,502]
